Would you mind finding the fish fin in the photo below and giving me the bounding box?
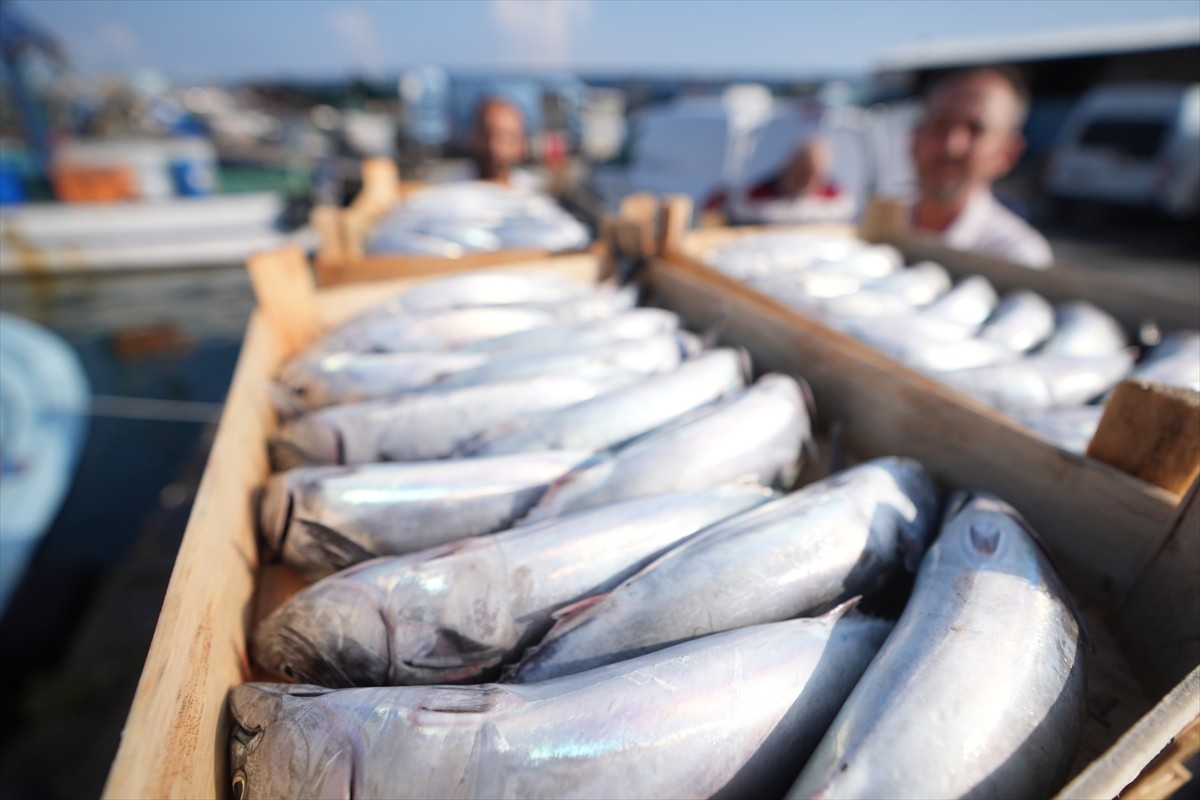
[817,596,863,621]
[454,418,534,457]
[550,592,608,623]
[516,456,605,525]
[295,519,378,572]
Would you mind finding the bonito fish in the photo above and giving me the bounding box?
[270,374,630,468]
[252,487,775,687]
[938,350,1135,413]
[977,290,1055,352]
[276,350,489,412]
[258,452,589,579]
[230,609,893,800]
[1042,301,1127,357]
[510,457,938,683]
[432,333,695,390]
[465,349,749,457]
[789,493,1086,799]
[462,308,679,355]
[1131,330,1200,390]
[864,261,952,306]
[522,373,812,521]
[359,306,561,352]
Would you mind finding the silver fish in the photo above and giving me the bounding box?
[978,290,1056,352]
[864,260,952,306]
[707,232,861,278]
[230,608,893,800]
[433,333,695,390]
[522,373,812,522]
[939,350,1135,413]
[1042,301,1127,357]
[788,493,1086,800]
[510,457,938,684]
[810,243,904,279]
[462,308,679,355]
[511,283,639,323]
[270,374,629,468]
[1017,405,1104,454]
[386,269,596,314]
[258,452,589,580]
[1131,330,1200,390]
[276,350,489,411]
[252,487,775,687]
[856,332,1018,372]
[361,306,562,352]
[920,275,997,329]
[465,349,749,457]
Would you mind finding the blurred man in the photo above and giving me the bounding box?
[467,96,540,189]
[910,68,1053,268]
[728,135,856,224]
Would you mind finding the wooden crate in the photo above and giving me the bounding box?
[312,157,608,287]
[105,241,1198,798]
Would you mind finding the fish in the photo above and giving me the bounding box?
[864,260,952,306]
[275,350,490,412]
[1041,301,1127,357]
[252,487,776,687]
[706,232,861,278]
[938,350,1136,413]
[432,333,696,390]
[1131,330,1200,390]
[270,374,631,468]
[788,493,1086,800]
[978,290,1056,352]
[810,244,905,279]
[461,308,679,354]
[380,269,596,314]
[258,452,590,580]
[854,331,1019,372]
[1017,405,1104,454]
[464,349,749,457]
[509,457,939,684]
[919,274,998,329]
[359,306,562,352]
[230,608,894,800]
[521,373,813,522]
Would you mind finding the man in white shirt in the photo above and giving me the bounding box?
[911,68,1054,269]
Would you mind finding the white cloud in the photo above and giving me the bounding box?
[330,5,386,78]
[491,0,592,68]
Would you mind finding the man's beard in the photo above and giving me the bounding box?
[921,173,971,205]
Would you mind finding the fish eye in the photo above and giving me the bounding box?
[232,769,247,800]
[281,664,296,679]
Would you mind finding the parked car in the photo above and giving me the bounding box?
[1043,82,1200,221]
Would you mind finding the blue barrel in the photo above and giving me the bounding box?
[0,161,26,205]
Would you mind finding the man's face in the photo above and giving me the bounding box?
[912,75,1024,205]
[473,104,525,179]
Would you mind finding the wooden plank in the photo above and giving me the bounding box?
[102,312,281,800]
[316,249,603,289]
[660,194,694,255]
[645,254,1180,605]
[246,246,318,358]
[1058,667,1200,800]
[310,205,344,267]
[349,156,401,222]
[1118,478,1200,697]
[1088,380,1200,496]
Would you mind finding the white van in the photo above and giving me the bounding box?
[1044,82,1200,220]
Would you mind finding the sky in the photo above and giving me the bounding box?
[16,0,1200,83]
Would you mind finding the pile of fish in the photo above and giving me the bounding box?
[228,267,1091,799]
[367,182,591,256]
[707,232,1200,454]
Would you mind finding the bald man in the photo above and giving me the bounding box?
[728,135,857,225]
[911,68,1053,269]
[469,96,540,189]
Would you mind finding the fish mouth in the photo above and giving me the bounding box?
[258,476,295,561]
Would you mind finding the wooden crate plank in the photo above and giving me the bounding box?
[1088,380,1200,496]
[246,246,318,358]
[1058,667,1200,800]
[1118,478,1200,697]
[645,255,1180,605]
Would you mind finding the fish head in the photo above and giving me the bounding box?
[253,577,391,688]
[229,683,352,800]
[257,473,294,560]
[939,492,1052,581]
[270,415,345,469]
